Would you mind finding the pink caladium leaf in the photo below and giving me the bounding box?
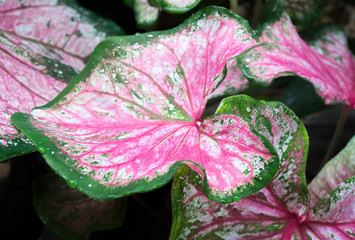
[33,174,126,240]
[216,94,309,216]
[238,1,355,109]
[11,7,279,202]
[279,0,322,25]
[171,164,355,240]
[0,0,124,161]
[308,135,355,209]
[170,96,354,239]
[170,126,355,239]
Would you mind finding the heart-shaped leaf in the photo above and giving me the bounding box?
[126,0,201,28]
[171,165,355,239]
[280,0,322,25]
[238,1,355,109]
[33,174,127,240]
[216,94,309,216]
[12,7,278,203]
[0,0,124,161]
[171,127,355,239]
[308,135,355,208]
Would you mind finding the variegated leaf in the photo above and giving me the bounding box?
[12,7,279,202]
[216,94,309,216]
[308,135,355,208]
[170,165,354,239]
[127,0,201,28]
[307,176,355,239]
[33,174,127,240]
[238,2,355,109]
[148,0,201,13]
[0,0,124,161]
[170,165,288,240]
[280,0,322,25]
[125,0,159,29]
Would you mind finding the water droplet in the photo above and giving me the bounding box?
[232,195,240,202]
[67,179,78,188]
[147,34,153,38]
[88,184,92,188]
[38,146,46,154]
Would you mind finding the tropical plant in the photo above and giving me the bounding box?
[0,0,354,239]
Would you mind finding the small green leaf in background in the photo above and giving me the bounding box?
[33,174,127,240]
[148,0,202,13]
[0,0,124,162]
[126,0,202,28]
[278,77,330,118]
[125,0,159,29]
[280,0,322,25]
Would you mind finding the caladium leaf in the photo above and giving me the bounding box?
[12,7,279,202]
[308,135,355,208]
[33,174,127,240]
[307,176,355,239]
[238,1,355,109]
[0,0,124,161]
[280,0,322,25]
[216,94,309,216]
[148,0,202,13]
[126,0,201,28]
[125,0,159,29]
[171,164,355,240]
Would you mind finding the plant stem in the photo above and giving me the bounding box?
[131,194,170,229]
[250,0,263,28]
[321,105,350,168]
[229,0,238,13]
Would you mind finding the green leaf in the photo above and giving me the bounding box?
[280,0,322,25]
[33,174,126,240]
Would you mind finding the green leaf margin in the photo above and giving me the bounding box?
[0,136,36,161]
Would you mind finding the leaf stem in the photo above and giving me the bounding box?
[321,105,350,168]
[131,194,170,229]
[229,0,238,13]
